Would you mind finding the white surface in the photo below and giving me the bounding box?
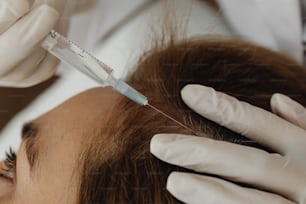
[94,0,232,78]
[0,0,230,158]
[217,0,303,64]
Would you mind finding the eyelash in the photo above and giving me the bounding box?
[0,147,16,180]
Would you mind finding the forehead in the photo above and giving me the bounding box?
[33,86,121,144]
[38,87,120,124]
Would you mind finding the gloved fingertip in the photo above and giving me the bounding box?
[166,172,185,195]
[167,172,196,202]
[271,93,303,115]
[181,84,217,115]
[181,84,203,102]
[270,93,282,114]
[150,134,190,159]
[150,134,174,157]
[270,93,306,130]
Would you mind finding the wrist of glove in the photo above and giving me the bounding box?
[151,85,306,204]
[0,0,77,88]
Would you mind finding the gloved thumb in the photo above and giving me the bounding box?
[271,93,306,130]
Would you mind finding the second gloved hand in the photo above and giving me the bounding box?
[151,85,306,204]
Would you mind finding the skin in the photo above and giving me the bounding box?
[0,87,121,204]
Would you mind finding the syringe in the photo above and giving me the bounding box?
[41,30,194,132]
[41,30,148,106]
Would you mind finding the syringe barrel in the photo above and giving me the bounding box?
[42,30,114,86]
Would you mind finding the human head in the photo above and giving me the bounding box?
[1,37,306,203]
[78,38,306,203]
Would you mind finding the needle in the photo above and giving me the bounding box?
[147,103,194,133]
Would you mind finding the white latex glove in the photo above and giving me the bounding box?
[0,0,77,88]
[151,85,306,204]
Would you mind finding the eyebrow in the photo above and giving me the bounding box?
[21,122,41,171]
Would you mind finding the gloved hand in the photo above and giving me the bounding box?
[151,85,306,204]
[0,0,76,88]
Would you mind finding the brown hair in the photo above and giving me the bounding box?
[78,37,306,203]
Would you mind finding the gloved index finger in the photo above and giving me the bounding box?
[181,85,306,156]
[0,0,29,34]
